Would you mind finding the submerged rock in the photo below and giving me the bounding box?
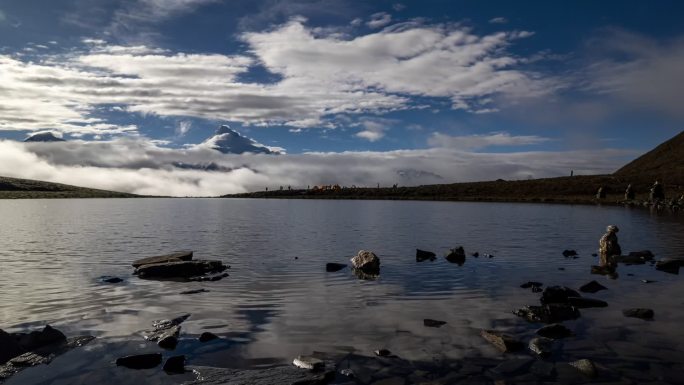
[520,281,543,289]
[445,247,466,264]
[136,260,227,279]
[179,289,210,295]
[325,263,347,272]
[416,249,436,262]
[423,319,447,328]
[540,286,581,305]
[163,355,186,374]
[116,353,163,369]
[536,324,574,339]
[562,250,578,257]
[144,314,190,348]
[374,348,392,357]
[569,359,598,378]
[99,276,124,284]
[623,308,654,320]
[132,251,193,268]
[183,365,335,385]
[292,355,324,371]
[199,332,219,343]
[579,280,607,294]
[655,258,684,274]
[480,330,524,353]
[350,250,380,273]
[514,304,581,324]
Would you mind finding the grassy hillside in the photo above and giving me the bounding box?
[0,176,137,199]
[615,130,684,184]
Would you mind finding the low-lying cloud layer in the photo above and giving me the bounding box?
[0,139,634,197]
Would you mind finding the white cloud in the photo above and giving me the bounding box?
[0,139,633,197]
[367,12,392,29]
[489,17,508,24]
[176,121,192,136]
[427,132,551,150]
[354,118,393,142]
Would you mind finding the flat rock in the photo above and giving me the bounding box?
[514,304,580,324]
[480,330,524,353]
[579,280,607,293]
[423,319,447,328]
[183,365,335,385]
[136,260,226,279]
[164,355,186,374]
[623,308,654,320]
[655,258,684,274]
[116,353,162,369]
[144,314,189,344]
[325,263,347,272]
[293,355,325,370]
[416,249,436,262]
[199,332,219,342]
[569,359,598,378]
[536,324,574,339]
[529,337,554,358]
[132,250,193,268]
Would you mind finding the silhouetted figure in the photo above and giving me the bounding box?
[625,184,635,200]
[570,170,574,177]
[650,181,664,201]
[596,186,606,199]
[265,187,268,191]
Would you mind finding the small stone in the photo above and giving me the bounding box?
[520,281,543,289]
[293,355,324,370]
[340,368,355,377]
[579,280,608,293]
[100,276,124,284]
[325,263,347,272]
[374,348,392,357]
[562,250,578,257]
[536,324,574,339]
[641,279,656,283]
[179,289,209,295]
[528,337,554,358]
[623,308,654,320]
[163,355,185,374]
[199,332,219,342]
[472,252,480,257]
[116,353,162,369]
[480,330,524,353]
[416,249,436,262]
[569,359,598,378]
[423,319,447,328]
[514,304,580,324]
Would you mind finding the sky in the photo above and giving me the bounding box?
[0,0,683,196]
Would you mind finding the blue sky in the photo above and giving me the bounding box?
[0,0,682,195]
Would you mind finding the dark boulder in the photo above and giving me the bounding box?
[350,250,380,274]
[540,286,581,305]
[416,249,436,262]
[199,332,219,342]
[136,260,227,279]
[445,247,466,264]
[655,258,684,274]
[579,280,607,293]
[514,304,581,324]
[325,263,347,272]
[132,251,193,268]
[15,325,66,352]
[562,250,577,257]
[0,330,23,365]
[528,337,554,358]
[157,326,180,350]
[423,319,447,328]
[480,330,524,353]
[623,308,654,320]
[116,353,162,369]
[163,355,186,374]
[536,324,574,339]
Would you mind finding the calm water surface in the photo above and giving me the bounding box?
[1,199,683,384]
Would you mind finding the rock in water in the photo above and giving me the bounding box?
[163,355,185,374]
[562,250,578,257]
[199,332,219,342]
[623,308,654,320]
[116,353,162,369]
[132,251,193,268]
[416,249,436,262]
[579,280,607,293]
[179,289,209,295]
[655,258,684,274]
[136,260,226,279]
[528,337,554,358]
[292,355,324,371]
[480,330,524,353]
[536,324,574,339]
[520,281,543,289]
[144,314,190,347]
[540,286,581,305]
[374,348,392,357]
[569,359,598,378]
[350,250,380,273]
[423,319,447,328]
[599,225,621,263]
[514,304,581,324]
[100,276,124,284]
[325,263,347,272]
[445,247,466,264]
[15,325,66,351]
[0,330,23,365]
[156,325,180,350]
[182,365,335,385]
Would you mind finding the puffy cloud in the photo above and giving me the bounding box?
[354,118,394,142]
[0,139,633,197]
[427,132,550,150]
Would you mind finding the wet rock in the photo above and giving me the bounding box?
[13,325,66,352]
[562,250,578,257]
[416,249,436,262]
[180,288,210,295]
[480,330,524,353]
[567,297,608,308]
[325,263,347,272]
[514,304,581,324]
[100,276,124,284]
[132,250,193,268]
[445,247,466,264]
[579,280,607,294]
[199,332,219,342]
[136,260,227,279]
[183,365,335,385]
[641,279,656,283]
[374,348,392,357]
[520,281,543,289]
[569,359,598,378]
[627,250,654,260]
[351,250,380,273]
[528,337,554,358]
[164,355,186,374]
[532,286,543,293]
[0,330,23,365]
[623,308,654,320]
[352,268,379,280]
[144,314,190,345]
[655,258,684,274]
[188,272,229,282]
[157,325,180,350]
[116,353,162,369]
[540,286,581,305]
[599,225,622,261]
[423,319,447,328]
[472,252,480,257]
[293,355,324,371]
[339,368,354,378]
[491,358,534,376]
[536,324,574,339]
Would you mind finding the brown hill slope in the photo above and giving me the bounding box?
[615,130,684,184]
[0,176,137,199]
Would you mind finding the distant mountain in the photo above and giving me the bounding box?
[614,130,684,184]
[24,132,65,142]
[0,176,136,198]
[201,125,281,155]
